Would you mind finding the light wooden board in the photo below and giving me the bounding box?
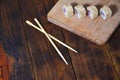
[47,0,120,45]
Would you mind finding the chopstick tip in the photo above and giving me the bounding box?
[34,18,37,21]
[76,50,79,53]
[64,61,69,65]
[25,20,29,23]
[66,63,69,65]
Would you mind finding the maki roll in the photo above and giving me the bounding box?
[100,6,112,20]
[74,4,86,19]
[87,6,98,19]
[62,4,74,17]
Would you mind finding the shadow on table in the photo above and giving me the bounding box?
[110,5,118,16]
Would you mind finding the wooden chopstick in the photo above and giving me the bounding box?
[26,20,78,53]
[49,35,78,53]
[34,18,68,65]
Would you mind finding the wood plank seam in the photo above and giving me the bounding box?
[3,0,36,80]
[17,0,37,80]
[105,45,120,80]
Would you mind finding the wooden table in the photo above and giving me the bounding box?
[0,0,120,80]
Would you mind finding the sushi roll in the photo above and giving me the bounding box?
[100,6,112,20]
[87,6,98,19]
[62,4,74,17]
[74,4,86,19]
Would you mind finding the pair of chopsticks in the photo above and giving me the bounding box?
[26,18,78,65]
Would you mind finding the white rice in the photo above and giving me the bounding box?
[87,6,98,19]
[100,6,112,20]
[74,4,86,19]
[62,5,74,17]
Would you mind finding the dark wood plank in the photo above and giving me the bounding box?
[63,30,118,80]
[19,0,77,80]
[43,0,54,13]
[0,0,35,80]
[107,25,120,80]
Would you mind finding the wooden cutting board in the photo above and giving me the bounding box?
[47,0,120,45]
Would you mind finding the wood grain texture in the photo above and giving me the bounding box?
[107,25,120,80]
[47,0,120,45]
[19,0,76,80]
[0,0,35,80]
[0,0,120,80]
[0,44,15,80]
[63,30,118,80]
[0,44,9,80]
